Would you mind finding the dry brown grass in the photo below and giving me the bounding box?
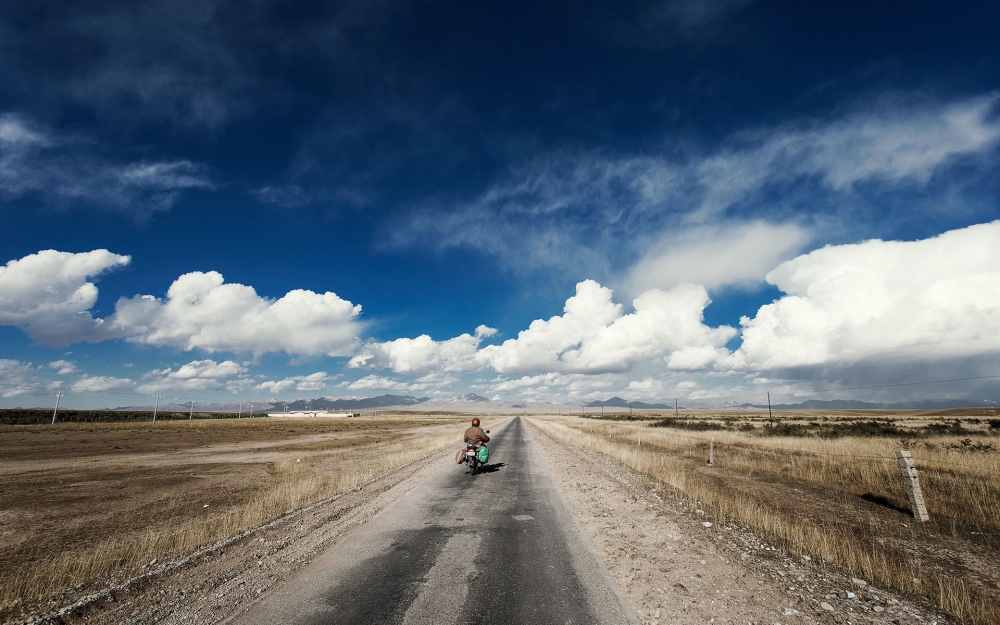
[0,417,462,617]
[529,414,1000,625]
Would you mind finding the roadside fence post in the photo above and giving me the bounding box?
[52,389,63,425]
[895,450,930,522]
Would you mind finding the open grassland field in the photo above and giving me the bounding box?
[0,410,248,426]
[0,415,468,621]
[528,408,1000,625]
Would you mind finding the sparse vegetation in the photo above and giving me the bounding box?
[0,416,467,619]
[585,408,1000,440]
[0,408,245,425]
[529,411,1000,625]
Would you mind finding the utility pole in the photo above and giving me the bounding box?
[238,401,242,419]
[629,401,632,417]
[767,391,773,427]
[51,389,63,425]
[152,395,162,424]
[675,398,678,416]
[190,400,194,420]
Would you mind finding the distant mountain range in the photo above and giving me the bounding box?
[456,393,492,403]
[746,398,993,410]
[585,396,672,409]
[283,394,430,410]
[98,393,994,414]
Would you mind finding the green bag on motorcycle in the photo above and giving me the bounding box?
[476,445,489,463]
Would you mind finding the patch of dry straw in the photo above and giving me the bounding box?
[2,427,457,614]
[529,416,999,625]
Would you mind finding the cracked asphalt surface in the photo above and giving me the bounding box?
[231,417,636,625]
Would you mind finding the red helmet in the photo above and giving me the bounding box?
[471,418,480,427]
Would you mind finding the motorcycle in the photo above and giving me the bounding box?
[463,430,490,475]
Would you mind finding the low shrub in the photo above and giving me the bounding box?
[652,417,728,431]
[943,438,997,453]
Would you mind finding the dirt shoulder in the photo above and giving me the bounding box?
[526,419,951,625]
[9,451,456,625]
[0,417,464,623]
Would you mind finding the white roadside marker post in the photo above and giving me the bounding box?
[895,450,930,521]
[637,427,641,447]
[51,389,63,425]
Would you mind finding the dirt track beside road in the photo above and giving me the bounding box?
[3,415,955,624]
[0,417,464,622]
[526,419,952,625]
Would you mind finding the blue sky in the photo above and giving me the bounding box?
[2,0,999,408]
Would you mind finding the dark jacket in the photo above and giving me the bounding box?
[464,426,490,444]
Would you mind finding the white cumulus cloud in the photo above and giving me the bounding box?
[728,221,1000,370]
[48,360,80,375]
[70,375,137,393]
[169,359,247,379]
[108,270,363,356]
[256,372,331,394]
[349,330,487,375]
[352,280,734,378]
[1,250,365,357]
[0,249,131,345]
[132,359,252,394]
[478,280,735,374]
[345,374,430,393]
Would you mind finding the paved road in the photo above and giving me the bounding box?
[233,417,636,625]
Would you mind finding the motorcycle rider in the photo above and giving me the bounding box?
[456,418,490,464]
[464,417,490,445]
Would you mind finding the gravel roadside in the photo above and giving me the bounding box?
[13,451,455,625]
[525,419,952,625]
[12,420,954,625]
